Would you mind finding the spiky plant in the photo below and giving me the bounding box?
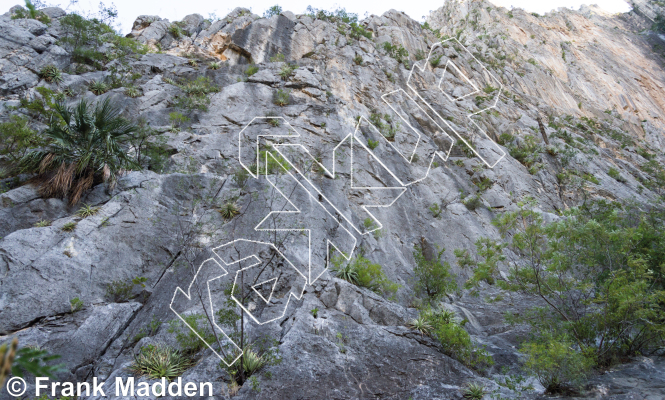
[332,261,358,284]
[187,59,198,67]
[88,80,108,95]
[61,221,77,231]
[273,89,290,106]
[34,219,51,227]
[408,316,433,336]
[163,77,176,85]
[218,202,240,220]
[62,86,75,97]
[39,65,63,85]
[278,63,296,80]
[124,85,141,98]
[209,61,221,70]
[462,382,486,400]
[223,347,267,383]
[76,203,100,218]
[20,98,139,205]
[129,345,191,381]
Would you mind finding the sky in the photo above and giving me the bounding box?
[1,0,632,34]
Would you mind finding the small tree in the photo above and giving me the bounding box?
[263,5,282,18]
[413,239,456,302]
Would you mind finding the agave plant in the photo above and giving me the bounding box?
[39,65,63,85]
[124,85,141,98]
[20,98,139,204]
[222,347,267,382]
[462,382,486,400]
[218,202,240,220]
[332,261,358,284]
[407,316,433,336]
[209,61,221,70]
[129,345,191,381]
[88,80,108,95]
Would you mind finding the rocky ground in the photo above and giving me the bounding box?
[1,0,664,399]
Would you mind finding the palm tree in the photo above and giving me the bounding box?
[21,98,138,204]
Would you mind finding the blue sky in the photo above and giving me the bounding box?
[2,0,632,33]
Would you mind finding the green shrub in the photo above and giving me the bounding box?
[168,314,216,354]
[264,5,282,18]
[382,42,409,64]
[455,237,505,289]
[507,135,542,168]
[245,64,259,76]
[269,53,285,62]
[129,344,192,381]
[209,61,221,70]
[105,280,134,302]
[422,307,493,370]
[461,194,482,210]
[173,76,220,112]
[11,0,50,24]
[407,315,433,336]
[278,63,297,80]
[472,199,665,372]
[430,54,443,67]
[348,23,372,40]
[353,55,363,65]
[168,111,189,131]
[169,23,185,39]
[0,115,43,167]
[34,219,51,227]
[273,89,290,106]
[607,167,626,182]
[521,334,593,393]
[124,85,141,98]
[331,253,400,297]
[69,297,84,312]
[367,139,379,150]
[19,98,139,204]
[413,243,456,302]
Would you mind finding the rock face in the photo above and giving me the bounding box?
[1,1,665,399]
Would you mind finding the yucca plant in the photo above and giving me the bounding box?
[332,261,358,284]
[76,203,100,218]
[34,219,51,227]
[218,202,240,220]
[124,85,141,98]
[88,80,108,95]
[62,86,75,97]
[20,98,139,205]
[61,221,77,231]
[223,347,267,383]
[407,316,433,336]
[209,61,221,70]
[129,345,191,381]
[462,382,486,399]
[39,65,63,84]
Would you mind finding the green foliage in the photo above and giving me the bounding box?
[264,5,282,18]
[455,237,505,290]
[430,54,443,67]
[273,89,290,106]
[413,244,456,302]
[168,23,185,39]
[76,203,100,218]
[245,64,260,77]
[1,339,63,383]
[653,13,665,34]
[269,53,285,62]
[20,98,139,204]
[640,159,665,194]
[368,112,400,140]
[331,253,400,297]
[129,344,192,381]
[233,168,250,188]
[462,382,486,399]
[382,42,409,64]
[209,61,221,70]
[218,201,240,220]
[173,76,220,112]
[305,6,358,24]
[429,202,442,218]
[88,80,109,95]
[39,65,63,84]
[310,308,319,318]
[461,194,482,210]
[507,135,542,169]
[353,55,363,65]
[421,307,493,370]
[11,0,50,23]
[278,63,297,79]
[168,111,189,131]
[366,138,379,150]
[69,297,84,312]
[348,23,372,40]
[407,315,433,336]
[124,85,141,98]
[475,199,665,374]
[168,314,216,354]
[61,222,77,231]
[0,115,43,167]
[521,334,593,393]
[34,219,51,227]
